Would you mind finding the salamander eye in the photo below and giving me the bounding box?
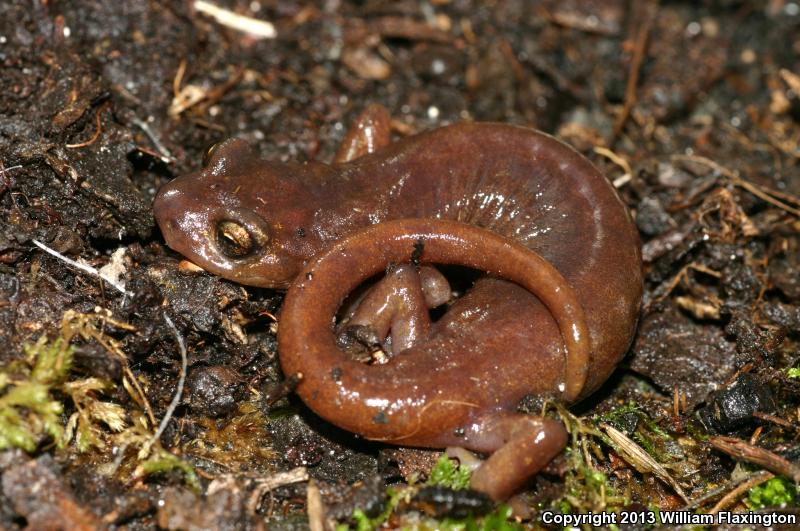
[216,220,256,258]
[203,142,220,166]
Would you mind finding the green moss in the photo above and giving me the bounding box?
[633,431,657,457]
[469,504,523,530]
[27,336,74,384]
[335,456,522,530]
[1,327,137,459]
[746,477,798,509]
[785,367,800,379]
[0,336,73,451]
[415,505,522,531]
[554,406,628,514]
[337,484,412,530]
[599,400,640,425]
[140,450,201,493]
[338,501,522,531]
[349,509,375,531]
[427,454,472,490]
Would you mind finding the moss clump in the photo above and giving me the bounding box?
[747,477,798,509]
[139,450,201,493]
[427,454,472,490]
[0,330,130,453]
[335,452,525,530]
[0,336,73,451]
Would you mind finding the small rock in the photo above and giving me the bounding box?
[631,306,737,408]
[697,373,776,433]
[2,453,102,531]
[157,484,259,531]
[186,365,244,417]
[636,197,674,237]
[325,475,385,520]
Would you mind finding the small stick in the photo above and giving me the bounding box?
[749,426,763,446]
[612,0,659,140]
[594,146,632,188]
[753,411,794,429]
[173,59,188,97]
[193,1,276,39]
[246,467,309,513]
[731,176,800,218]
[683,470,767,510]
[139,313,188,458]
[672,154,800,217]
[708,470,774,515]
[132,118,175,163]
[32,239,130,295]
[66,102,109,149]
[709,436,800,482]
[306,479,326,531]
[673,384,680,416]
[601,423,689,503]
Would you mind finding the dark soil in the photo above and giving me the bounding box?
[1,0,799,529]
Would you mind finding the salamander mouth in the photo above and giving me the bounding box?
[156,206,294,289]
[153,175,304,288]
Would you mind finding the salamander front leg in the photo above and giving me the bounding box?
[334,104,392,163]
[337,265,450,355]
[462,413,568,501]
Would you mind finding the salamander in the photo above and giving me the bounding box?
[153,105,643,500]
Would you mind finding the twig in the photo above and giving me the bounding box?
[673,385,680,417]
[708,470,774,515]
[169,67,244,117]
[601,423,689,503]
[66,102,109,149]
[0,162,23,208]
[683,470,765,510]
[193,1,276,39]
[139,313,188,458]
[753,411,795,429]
[730,176,800,217]
[672,154,800,217]
[131,118,175,163]
[749,425,764,446]
[246,467,309,513]
[173,59,188,97]
[612,0,658,141]
[32,239,130,295]
[307,479,326,531]
[709,436,800,482]
[594,146,632,187]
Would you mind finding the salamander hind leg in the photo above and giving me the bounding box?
[337,265,451,356]
[460,413,567,501]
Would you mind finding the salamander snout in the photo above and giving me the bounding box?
[153,180,191,252]
[154,176,300,288]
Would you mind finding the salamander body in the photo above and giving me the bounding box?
[153,106,642,499]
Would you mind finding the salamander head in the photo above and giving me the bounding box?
[153,138,319,288]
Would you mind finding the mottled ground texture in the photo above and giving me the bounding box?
[1,0,799,529]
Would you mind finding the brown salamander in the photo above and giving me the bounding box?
[153,105,643,500]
